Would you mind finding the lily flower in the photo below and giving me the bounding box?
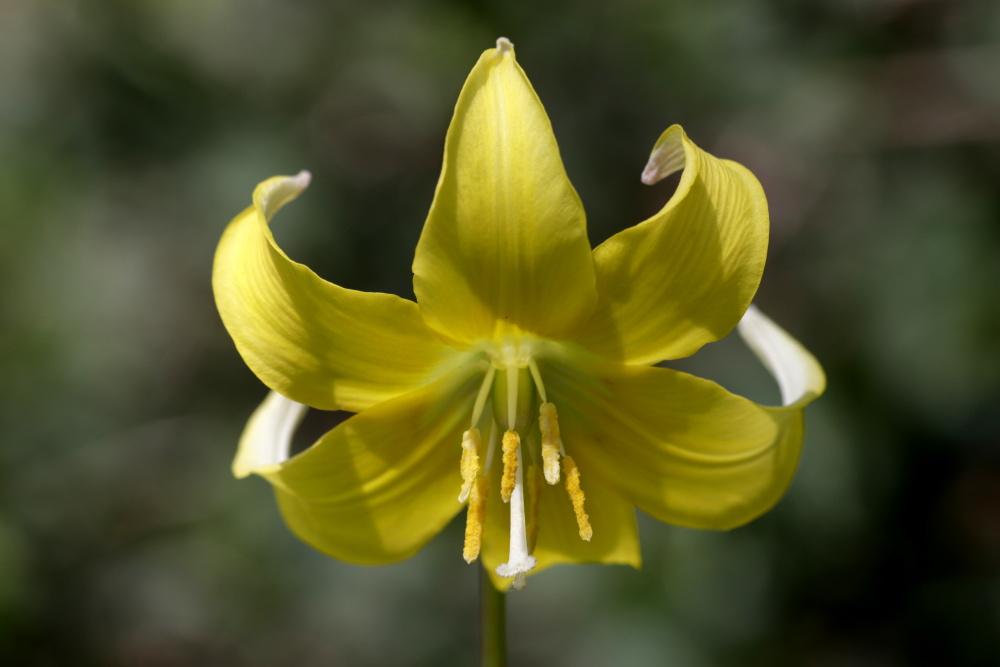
[213,38,825,590]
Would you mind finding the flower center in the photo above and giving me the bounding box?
[456,338,592,589]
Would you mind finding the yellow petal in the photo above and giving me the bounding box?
[258,370,479,565]
[213,172,462,412]
[543,312,824,530]
[412,38,597,345]
[479,442,640,591]
[574,126,769,363]
[531,462,640,570]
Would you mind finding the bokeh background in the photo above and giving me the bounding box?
[2,0,999,665]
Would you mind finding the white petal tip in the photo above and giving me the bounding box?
[232,391,309,478]
[640,161,661,185]
[496,37,513,55]
[292,170,312,189]
[737,305,826,406]
[642,130,687,185]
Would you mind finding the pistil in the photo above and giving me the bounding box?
[500,430,520,502]
[495,444,536,586]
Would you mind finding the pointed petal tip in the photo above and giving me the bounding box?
[640,161,661,185]
[293,170,312,189]
[640,127,687,186]
[496,37,513,55]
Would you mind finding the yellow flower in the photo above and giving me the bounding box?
[213,38,825,591]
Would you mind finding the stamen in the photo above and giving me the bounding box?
[562,456,593,542]
[526,464,542,553]
[483,423,498,474]
[496,445,536,583]
[528,359,547,403]
[538,402,562,485]
[463,476,489,563]
[458,428,481,503]
[500,430,520,502]
[470,367,497,429]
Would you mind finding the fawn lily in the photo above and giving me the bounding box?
[214,38,824,590]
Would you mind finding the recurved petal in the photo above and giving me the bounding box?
[256,370,479,565]
[737,305,826,408]
[479,448,640,591]
[213,172,461,412]
[544,310,824,530]
[232,390,308,479]
[574,126,769,364]
[412,39,597,345]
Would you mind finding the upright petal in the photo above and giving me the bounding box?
[413,39,597,345]
[543,311,824,530]
[213,173,462,412]
[574,126,769,364]
[249,370,479,565]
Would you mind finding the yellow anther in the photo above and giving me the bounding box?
[463,476,489,563]
[458,428,481,502]
[500,430,520,502]
[562,456,593,542]
[526,464,543,553]
[539,402,562,485]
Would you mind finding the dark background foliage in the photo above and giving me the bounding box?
[2,0,999,664]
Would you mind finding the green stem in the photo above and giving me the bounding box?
[479,567,507,667]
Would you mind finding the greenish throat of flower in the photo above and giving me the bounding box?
[459,350,591,590]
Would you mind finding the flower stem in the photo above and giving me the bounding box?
[479,567,507,667]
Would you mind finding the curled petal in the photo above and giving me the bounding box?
[575,126,769,364]
[213,173,462,412]
[544,311,824,530]
[413,39,597,344]
[232,390,308,479]
[737,305,825,407]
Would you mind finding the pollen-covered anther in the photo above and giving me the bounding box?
[539,402,562,484]
[500,430,520,502]
[463,476,489,563]
[458,428,481,502]
[562,456,593,542]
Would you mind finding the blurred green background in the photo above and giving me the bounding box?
[2,0,999,665]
